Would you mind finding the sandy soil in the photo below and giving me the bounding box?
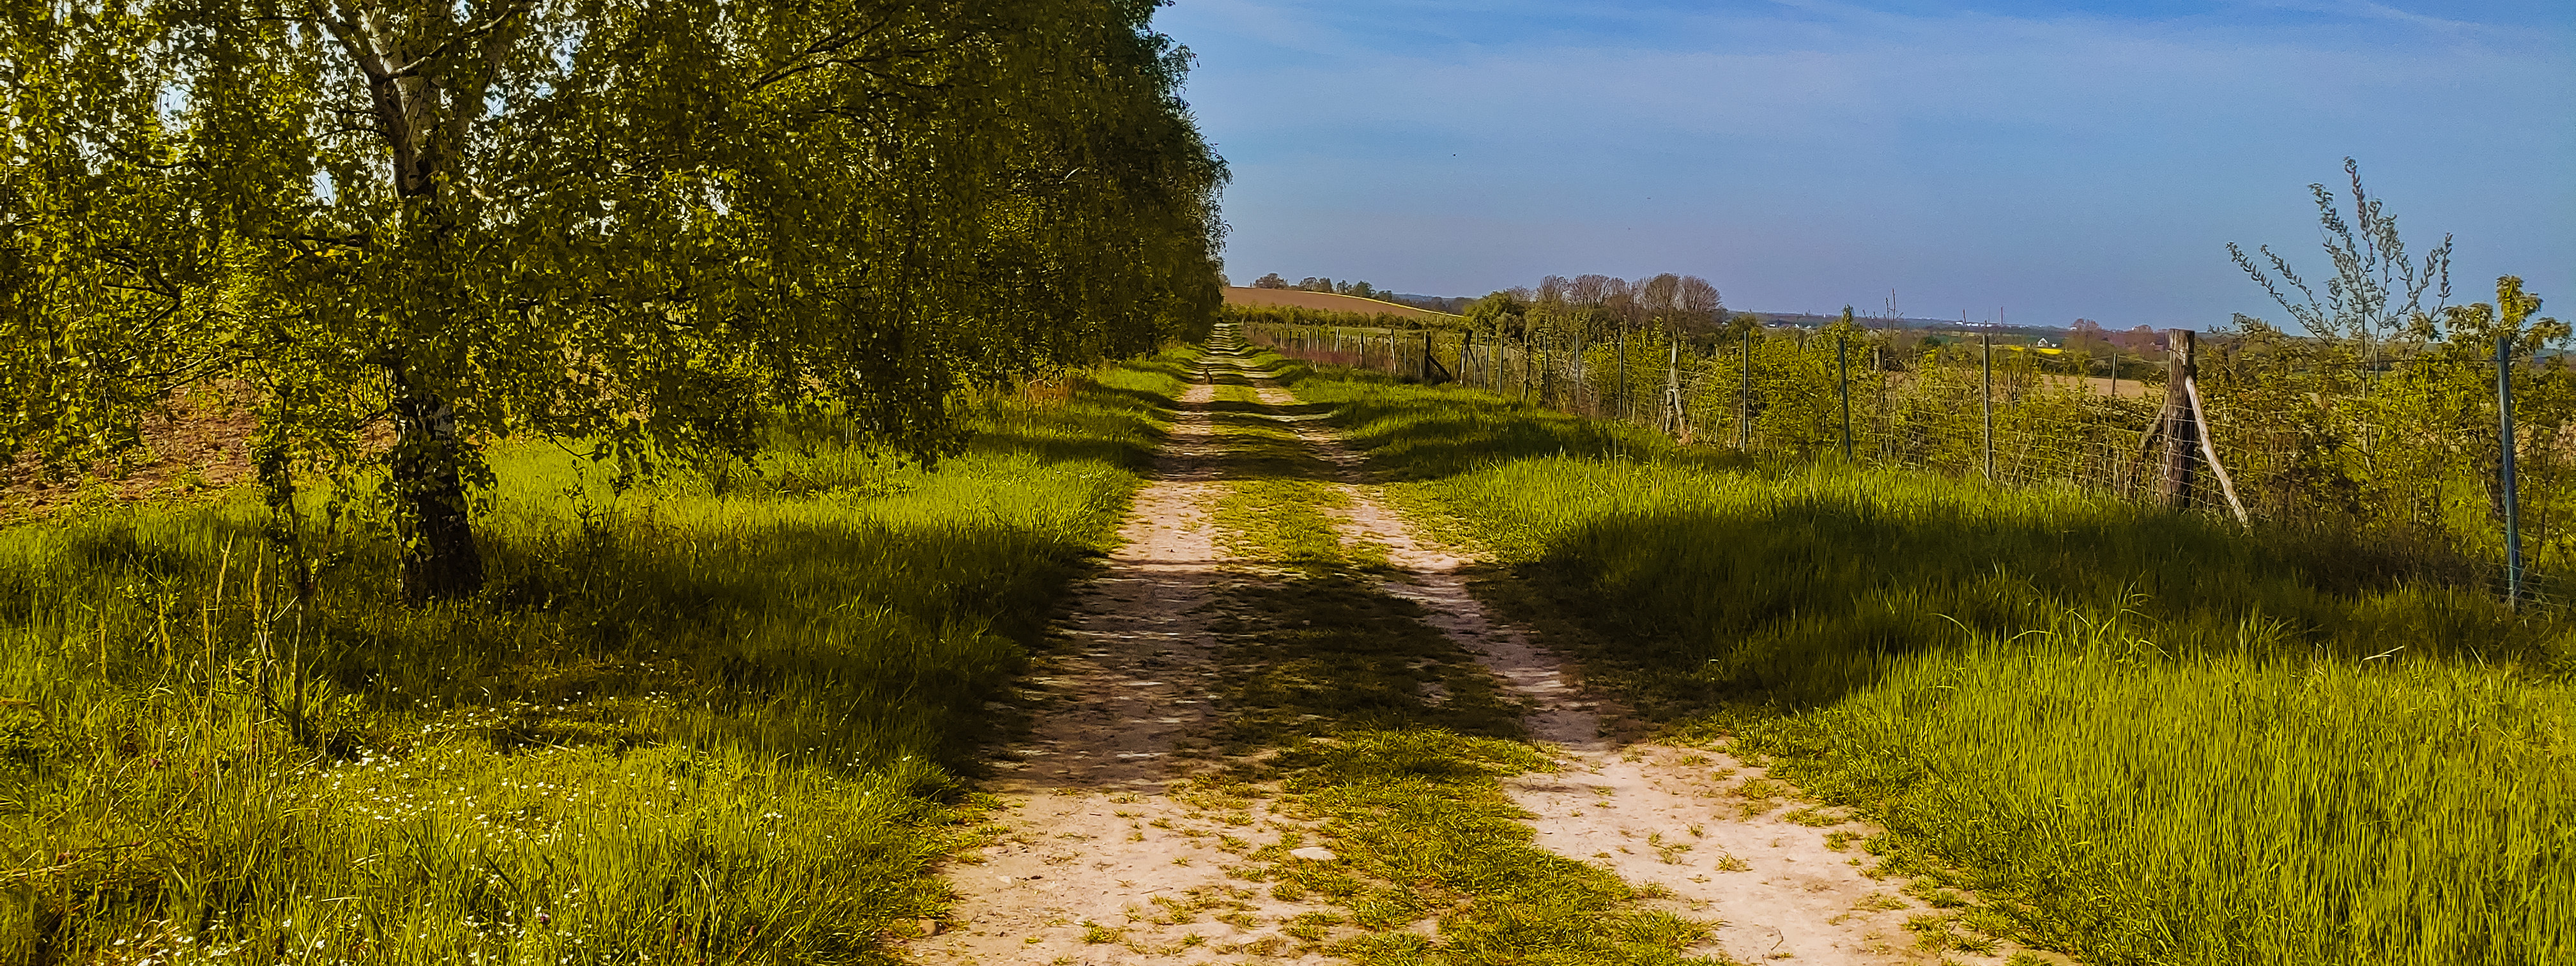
[1248,379,2044,966]
[3,383,262,516]
[912,353,1344,965]
[2045,374,2158,399]
[919,354,2051,965]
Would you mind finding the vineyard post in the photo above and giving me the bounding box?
[1837,334,1853,460]
[2109,349,2119,398]
[1982,332,1995,480]
[2500,333,2525,604]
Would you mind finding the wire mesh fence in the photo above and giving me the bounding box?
[1243,318,2559,608]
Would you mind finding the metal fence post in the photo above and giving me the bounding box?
[2500,333,2524,605]
[1875,346,1888,463]
[1739,326,1752,450]
[1837,334,1853,461]
[1982,332,1995,480]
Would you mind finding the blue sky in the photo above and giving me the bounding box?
[1160,0,2575,328]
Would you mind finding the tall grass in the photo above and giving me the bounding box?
[1266,347,2576,965]
[0,353,1193,964]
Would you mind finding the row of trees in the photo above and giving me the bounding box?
[1460,272,1726,346]
[1246,273,1386,299]
[1,0,1227,601]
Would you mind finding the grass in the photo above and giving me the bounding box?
[0,351,1197,964]
[1204,374,1357,574]
[1258,342,2576,965]
[1184,342,1722,964]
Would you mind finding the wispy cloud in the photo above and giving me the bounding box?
[1168,0,2575,323]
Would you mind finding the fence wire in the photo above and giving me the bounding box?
[1244,320,2558,608]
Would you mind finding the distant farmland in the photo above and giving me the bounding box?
[1223,286,1459,320]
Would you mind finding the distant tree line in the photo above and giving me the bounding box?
[1244,272,1473,314]
[1460,273,1726,347]
[1249,272,1382,301]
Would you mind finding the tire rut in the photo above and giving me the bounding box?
[1241,376,1993,965]
[911,346,1340,965]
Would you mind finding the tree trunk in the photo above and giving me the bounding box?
[392,376,484,602]
[310,6,504,603]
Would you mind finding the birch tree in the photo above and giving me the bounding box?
[1,0,1225,601]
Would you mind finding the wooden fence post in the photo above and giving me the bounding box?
[2156,330,2198,507]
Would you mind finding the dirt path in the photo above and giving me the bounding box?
[912,349,1338,965]
[917,344,2046,964]
[1248,378,1988,965]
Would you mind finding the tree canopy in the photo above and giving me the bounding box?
[1,0,1227,599]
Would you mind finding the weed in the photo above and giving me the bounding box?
[1854,893,1909,912]
[1782,805,1843,826]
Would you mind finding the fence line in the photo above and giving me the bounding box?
[1241,318,2555,606]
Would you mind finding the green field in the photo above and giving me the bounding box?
[1264,346,2575,965]
[0,353,1192,964]
[10,335,2570,965]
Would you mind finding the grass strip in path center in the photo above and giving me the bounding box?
[1188,342,1724,964]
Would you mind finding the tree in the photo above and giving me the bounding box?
[1,0,1226,602]
[1466,290,1526,340]
[1676,275,1722,332]
[2229,157,2452,369]
[2381,276,2566,525]
[1570,274,1612,309]
[1253,272,1290,289]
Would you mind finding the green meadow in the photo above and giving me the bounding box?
[1262,346,2576,965]
[12,333,2570,965]
[0,353,1193,965]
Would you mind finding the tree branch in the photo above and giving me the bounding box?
[744,17,910,94]
[387,2,533,78]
